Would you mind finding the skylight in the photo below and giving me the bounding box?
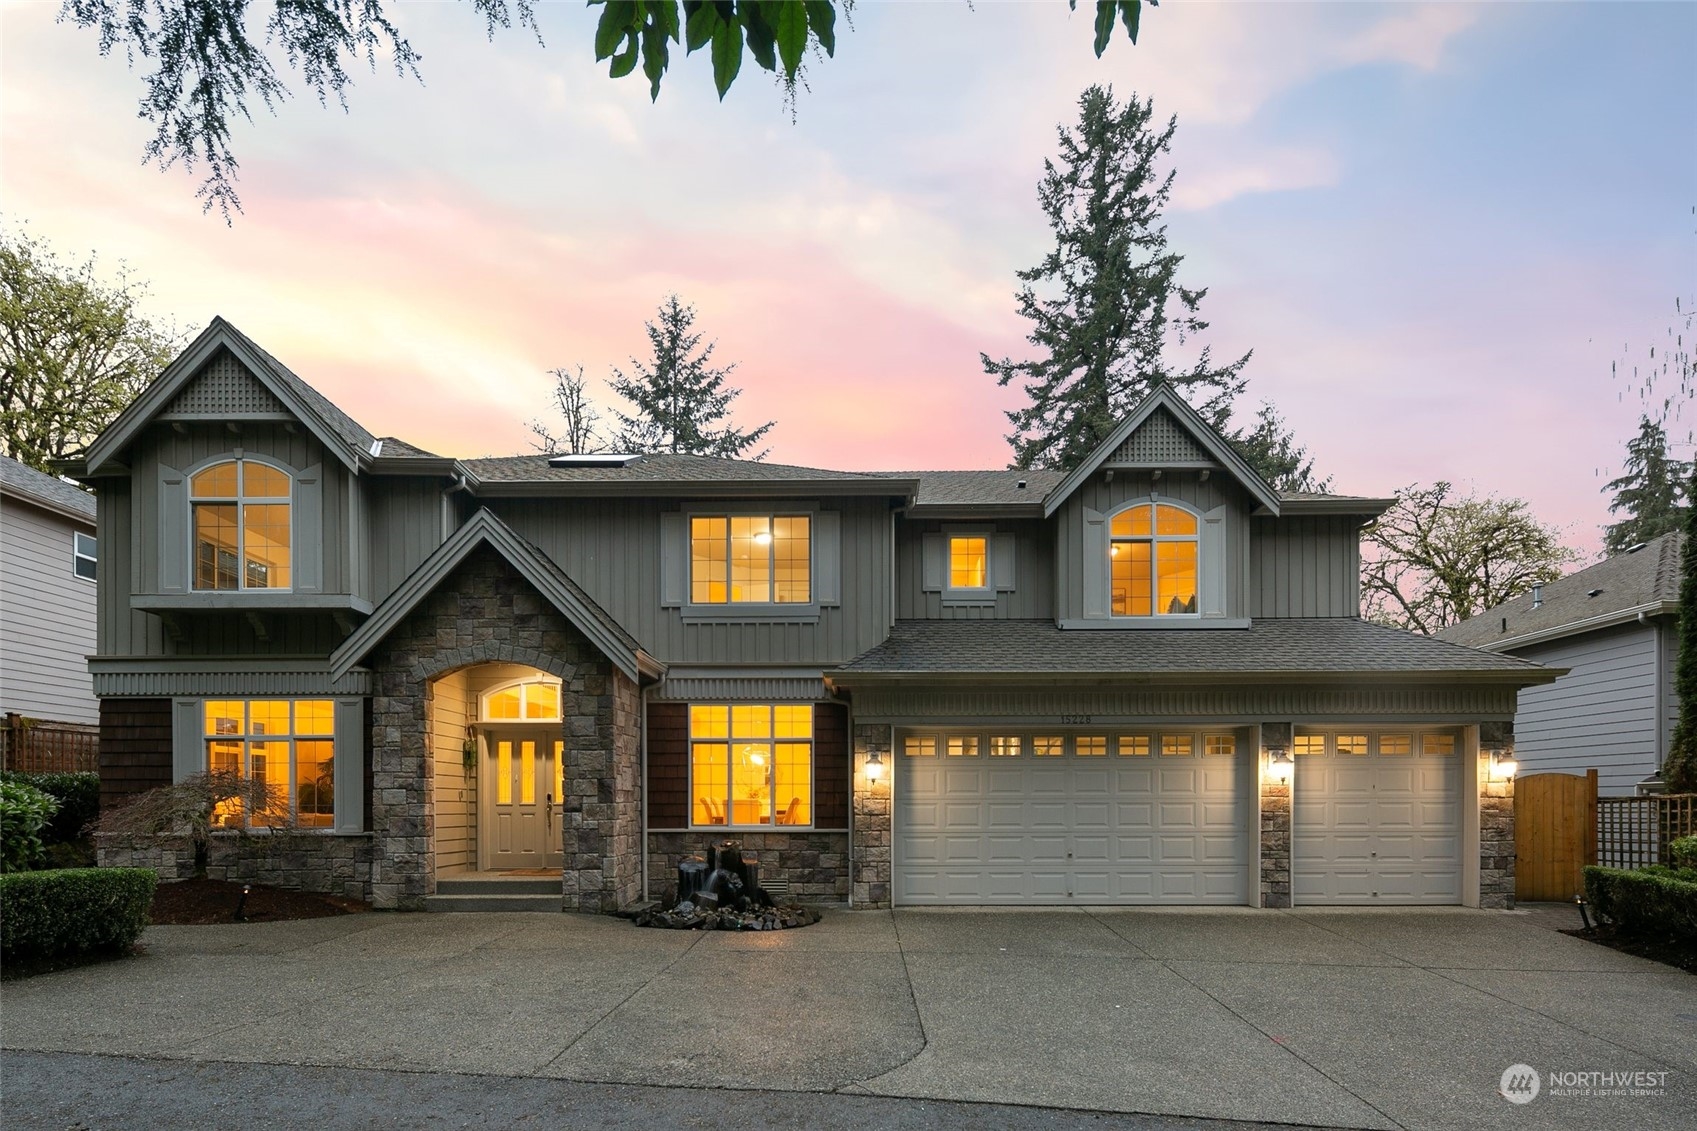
[547,453,642,468]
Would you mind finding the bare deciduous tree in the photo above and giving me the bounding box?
[529,365,605,455]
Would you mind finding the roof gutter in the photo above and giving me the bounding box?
[0,485,96,526]
[1477,601,1679,653]
[828,667,1566,689]
[471,477,921,499]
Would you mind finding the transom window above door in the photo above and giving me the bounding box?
[1110,502,1198,617]
[690,515,810,604]
[191,459,292,590]
[480,677,562,722]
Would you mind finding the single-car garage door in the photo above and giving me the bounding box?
[1292,730,1461,905]
[895,730,1249,905]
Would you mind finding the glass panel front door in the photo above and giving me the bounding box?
[482,731,564,870]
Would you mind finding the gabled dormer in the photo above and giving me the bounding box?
[1044,385,1282,630]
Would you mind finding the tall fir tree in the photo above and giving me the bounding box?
[1229,401,1330,493]
[608,295,773,459]
[984,85,1250,471]
[1603,413,1691,554]
[1663,466,1697,793]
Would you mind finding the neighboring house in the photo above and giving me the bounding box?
[66,318,1557,911]
[1438,533,1681,795]
[1,454,99,727]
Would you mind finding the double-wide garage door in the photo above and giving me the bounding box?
[895,731,1249,905]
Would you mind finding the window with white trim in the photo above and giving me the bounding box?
[1109,502,1198,616]
[205,699,334,828]
[72,532,98,581]
[191,459,292,590]
[690,704,813,827]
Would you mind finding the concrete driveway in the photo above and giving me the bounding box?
[3,906,1692,1130]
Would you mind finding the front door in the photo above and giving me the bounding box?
[482,730,564,870]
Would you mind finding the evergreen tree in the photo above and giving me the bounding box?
[1603,412,1691,554]
[1665,466,1697,793]
[1229,401,1330,493]
[608,295,773,459]
[984,85,1250,471]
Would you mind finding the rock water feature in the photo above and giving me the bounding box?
[634,840,821,931]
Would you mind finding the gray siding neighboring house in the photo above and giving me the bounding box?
[1437,532,1681,795]
[0,455,99,725]
[70,318,1558,912]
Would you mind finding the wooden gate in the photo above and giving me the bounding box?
[1514,770,1598,901]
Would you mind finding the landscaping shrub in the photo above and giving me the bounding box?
[0,771,99,843]
[0,867,157,963]
[0,780,59,872]
[1583,865,1697,945]
[1672,835,1697,872]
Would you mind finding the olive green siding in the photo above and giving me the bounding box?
[491,495,893,666]
[367,477,451,601]
[1248,515,1362,618]
[896,518,1054,620]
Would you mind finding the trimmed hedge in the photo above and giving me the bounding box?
[1672,836,1697,872]
[1583,865,1697,945]
[0,868,157,963]
[0,772,99,844]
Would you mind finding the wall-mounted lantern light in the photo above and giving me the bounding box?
[1268,748,1294,785]
[865,750,885,783]
[1490,750,1519,781]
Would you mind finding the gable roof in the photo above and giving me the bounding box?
[464,452,919,498]
[1041,385,1284,518]
[1437,532,1683,652]
[329,508,661,682]
[84,317,376,475]
[0,455,97,524]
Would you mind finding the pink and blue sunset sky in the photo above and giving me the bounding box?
[3,1,1693,558]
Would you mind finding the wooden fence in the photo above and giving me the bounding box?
[0,714,100,774]
[1597,793,1697,870]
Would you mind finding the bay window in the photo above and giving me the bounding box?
[690,703,813,827]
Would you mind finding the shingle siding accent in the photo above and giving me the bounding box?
[98,697,173,810]
[646,702,688,829]
[815,702,849,829]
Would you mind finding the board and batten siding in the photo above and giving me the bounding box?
[366,477,452,605]
[896,518,1054,620]
[1053,471,1253,623]
[1248,516,1362,618]
[1512,621,1661,795]
[1,494,99,723]
[493,496,894,666]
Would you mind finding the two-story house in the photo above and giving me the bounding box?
[67,318,1557,911]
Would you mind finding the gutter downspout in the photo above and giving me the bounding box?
[640,680,651,903]
[1646,610,1667,771]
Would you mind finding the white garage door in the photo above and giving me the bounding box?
[1292,730,1461,905]
[895,731,1249,905]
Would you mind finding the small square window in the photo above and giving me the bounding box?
[1161,735,1194,758]
[1293,735,1326,756]
[72,532,97,581]
[1118,735,1151,757]
[946,735,980,757]
[1379,734,1412,756]
[948,536,988,589]
[1076,736,1107,756]
[990,736,1021,757]
[1337,734,1368,756]
[1423,734,1456,756]
[903,735,936,758]
[1204,734,1236,757]
[1032,736,1064,757]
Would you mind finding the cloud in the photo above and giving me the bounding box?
[1168,145,1341,212]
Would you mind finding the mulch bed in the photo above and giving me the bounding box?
[149,879,371,925]
[1562,927,1697,974]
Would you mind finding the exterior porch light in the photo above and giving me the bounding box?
[1268,748,1293,785]
[865,750,885,782]
[1490,750,1519,781]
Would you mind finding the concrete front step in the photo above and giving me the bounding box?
[434,875,560,896]
[424,893,562,913]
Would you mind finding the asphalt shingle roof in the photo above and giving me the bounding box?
[836,618,1548,676]
[219,320,377,455]
[374,436,441,459]
[464,452,911,485]
[0,455,96,521]
[882,470,1064,507]
[1437,532,1682,649]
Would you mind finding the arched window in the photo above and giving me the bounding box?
[1109,502,1198,616]
[191,459,292,590]
[480,677,563,722]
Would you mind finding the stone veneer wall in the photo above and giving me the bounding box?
[1477,725,1516,910]
[1258,722,1292,908]
[95,832,376,902]
[365,545,642,911]
[850,723,891,908]
[647,831,850,904]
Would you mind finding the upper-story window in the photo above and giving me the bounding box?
[72,532,98,581]
[948,536,988,590]
[192,459,291,591]
[690,515,810,604]
[1110,502,1197,616]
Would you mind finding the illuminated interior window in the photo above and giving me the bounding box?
[479,678,563,723]
[203,699,334,828]
[1205,734,1236,757]
[1293,735,1326,756]
[990,736,1021,757]
[948,536,988,589]
[1109,503,1197,616]
[1379,734,1413,756]
[1423,733,1457,756]
[1076,736,1107,756]
[690,515,811,604]
[1119,735,1151,756]
[903,735,937,757]
[690,704,813,827]
[1161,735,1195,758]
[947,735,980,758]
[1033,736,1064,757]
[191,459,292,591]
[1337,734,1368,756]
